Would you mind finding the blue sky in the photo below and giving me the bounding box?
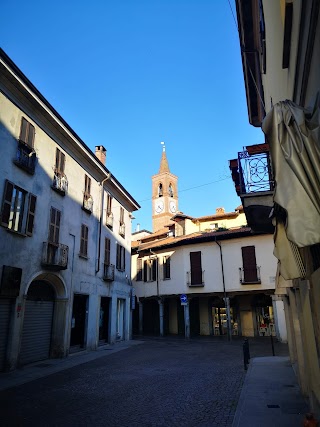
[1,0,263,232]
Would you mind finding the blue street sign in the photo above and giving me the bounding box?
[180,294,187,303]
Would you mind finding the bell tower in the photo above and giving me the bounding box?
[152,143,178,232]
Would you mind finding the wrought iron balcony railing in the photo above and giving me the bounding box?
[103,263,115,281]
[52,172,68,195]
[239,266,261,284]
[186,270,205,287]
[106,212,113,228]
[237,149,273,194]
[41,242,68,270]
[13,145,36,174]
[82,193,93,213]
[119,223,125,237]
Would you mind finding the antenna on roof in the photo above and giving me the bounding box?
[160,141,165,152]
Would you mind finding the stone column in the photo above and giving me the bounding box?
[184,302,190,339]
[223,297,232,341]
[139,301,143,335]
[51,298,68,358]
[272,294,287,343]
[109,295,118,344]
[159,299,164,337]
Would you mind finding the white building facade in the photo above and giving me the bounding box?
[0,49,139,371]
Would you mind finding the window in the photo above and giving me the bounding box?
[163,256,171,280]
[144,258,157,282]
[83,175,93,212]
[14,118,36,174]
[19,117,35,148]
[80,224,89,257]
[241,246,259,283]
[136,258,143,281]
[168,183,173,197]
[49,207,61,244]
[1,180,37,235]
[106,194,113,228]
[190,251,203,286]
[158,183,163,197]
[104,237,111,266]
[52,148,68,194]
[116,244,125,271]
[119,207,125,237]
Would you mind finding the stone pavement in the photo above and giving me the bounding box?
[232,356,308,427]
[0,337,307,426]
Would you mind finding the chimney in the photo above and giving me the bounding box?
[216,207,225,215]
[95,145,107,165]
[136,223,140,232]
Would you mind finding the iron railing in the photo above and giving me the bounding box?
[83,193,93,213]
[186,270,205,287]
[119,223,125,237]
[239,266,261,284]
[103,263,115,281]
[106,212,113,228]
[13,145,36,174]
[52,173,68,194]
[41,242,68,270]
[237,150,273,194]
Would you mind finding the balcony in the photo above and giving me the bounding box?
[52,172,68,195]
[13,144,36,174]
[106,212,113,228]
[41,242,68,270]
[229,144,274,232]
[119,223,125,238]
[82,193,93,213]
[239,266,261,284]
[103,263,115,281]
[186,270,205,287]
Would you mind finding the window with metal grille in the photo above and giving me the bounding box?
[80,224,89,257]
[163,256,171,279]
[49,207,61,244]
[116,244,125,271]
[136,258,143,281]
[1,180,36,235]
[190,251,202,285]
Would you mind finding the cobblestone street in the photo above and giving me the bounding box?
[0,337,288,427]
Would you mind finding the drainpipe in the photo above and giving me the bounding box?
[149,249,164,337]
[215,239,232,341]
[96,173,111,274]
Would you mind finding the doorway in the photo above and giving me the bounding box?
[99,297,110,344]
[70,294,88,350]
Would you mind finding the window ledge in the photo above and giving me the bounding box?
[51,185,66,196]
[5,227,27,237]
[79,253,89,260]
[163,278,171,281]
[240,281,261,285]
[81,206,92,214]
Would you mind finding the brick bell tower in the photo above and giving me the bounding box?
[152,143,178,232]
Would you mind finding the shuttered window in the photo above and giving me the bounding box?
[85,175,91,195]
[120,207,124,225]
[241,246,258,282]
[19,117,35,148]
[49,207,61,244]
[116,244,125,271]
[80,224,89,257]
[105,237,111,265]
[26,194,37,236]
[107,194,112,215]
[136,258,143,281]
[190,251,202,285]
[163,256,171,279]
[55,148,65,174]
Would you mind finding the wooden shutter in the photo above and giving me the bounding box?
[137,258,142,281]
[116,244,120,269]
[26,194,37,236]
[105,238,110,265]
[27,123,35,148]
[120,207,124,224]
[49,208,60,244]
[107,194,112,214]
[20,118,28,143]
[152,259,157,281]
[163,256,170,279]
[122,246,126,271]
[55,149,65,173]
[144,260,147,282]
[85,175,91,194]
[80,224,88,256]
[190,251,202,285]
[1,180,14,227]
[241,246,258,282]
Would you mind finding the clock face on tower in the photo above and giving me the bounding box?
[155,199,164,214]
[169,200,176,213]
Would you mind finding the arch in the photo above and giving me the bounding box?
[158,183,163,197]
[168,183,174,197]
[25,272,67,299]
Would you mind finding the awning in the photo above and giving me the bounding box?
[262,96,320,248]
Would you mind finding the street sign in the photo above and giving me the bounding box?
[180,294,187,305]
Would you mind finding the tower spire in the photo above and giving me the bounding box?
[159,141,170,173]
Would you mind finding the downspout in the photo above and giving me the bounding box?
[215,239,232,341]
[96,173,111,274]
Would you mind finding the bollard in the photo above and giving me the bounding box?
[243,338,250,370]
